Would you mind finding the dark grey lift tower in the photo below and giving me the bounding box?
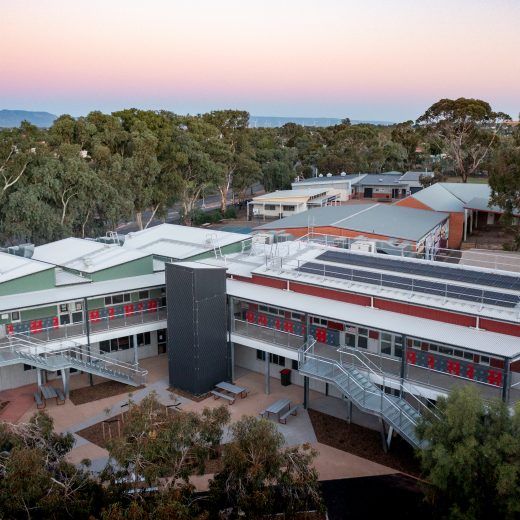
[166,261,229,395]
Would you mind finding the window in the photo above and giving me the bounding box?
[256,350,285,366]
[291,312,303,321]
[292,359,299,370]
[480,356,490,366]
[104,293,131,305]
[101,336,132,353]
[23,364,35,371]
[270,354,285,367]
[72,312,83,324]
[11,311,20,322]
[137,332,151,346]
[380,333,402,358]
[265,204,277,211]
[59,304,69,313]
[259,305,284,316]
[138,290,150,300]
[438,346,453,356]
[312,317,327,326]
[358,328,368,349]
[75,302,83,311]
[282,205,295,212]
[380,333,392,356]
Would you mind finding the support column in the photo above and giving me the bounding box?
[400,335,407,398]
[37,368,43,388]
[264,352,270,395]
[228,296,235,382]
[464,208,468,241]
[379,418,389,453]
[83,297,94,386]
[132,334,139,366]
[303,376,309,409]
[346,398,353,424]
[61,368,70,399]
[502,358,511,404]
[325,382,329,396]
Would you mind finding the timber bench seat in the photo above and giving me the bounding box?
[56,388,66,405]
[210,390,235,404]
[34,392,45,409]
[279,406,299,424]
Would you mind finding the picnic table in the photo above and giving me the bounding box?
[215,381,249,398]
[261,398,291,420]
[40,385,65,405]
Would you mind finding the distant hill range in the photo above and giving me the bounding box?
[0,110,57,128]
[250,116,394,127]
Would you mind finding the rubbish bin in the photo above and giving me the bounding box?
[280,368,291,386]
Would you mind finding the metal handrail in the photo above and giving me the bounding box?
[2,306,167,344]
[0,333,148,385]
[233,318,305,348]
[285,261,520,310]
[337,345,441,419]
[300,349,420,445]
[299,231,520,272]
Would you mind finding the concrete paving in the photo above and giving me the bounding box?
[3,355,398,488]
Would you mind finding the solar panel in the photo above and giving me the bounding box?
[298,259,519,309]
[318,251,520,292]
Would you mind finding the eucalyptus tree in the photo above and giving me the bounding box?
[202,110,252,212]
[162,116,226,224]
[416,98,511,182]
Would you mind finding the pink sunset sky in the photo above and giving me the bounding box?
[1,0,519,121]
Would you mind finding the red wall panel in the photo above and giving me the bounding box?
[480,318,520,338]
[374,298,477,327]
[290,282,372,306]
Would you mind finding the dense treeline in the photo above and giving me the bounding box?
[0,99,518,245]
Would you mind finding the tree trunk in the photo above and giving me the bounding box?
[136,211,144,230]
[219,186,227,214]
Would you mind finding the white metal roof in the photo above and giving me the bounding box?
[0,273,165,313]
[409,183,492,212]
[226,279,520,358]
[253,188,328,201]
[0,252,53,283]
[122,223,250,260]
[32,238,150,273]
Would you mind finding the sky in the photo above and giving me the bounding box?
[1,0,519,122]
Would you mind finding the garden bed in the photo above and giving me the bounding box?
[308,409,421,477]
[69,381,144,406]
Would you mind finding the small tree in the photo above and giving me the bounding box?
[104,393,230,493]
[209,416,323,519]
[417,98,511,182]
[416,386,520,519]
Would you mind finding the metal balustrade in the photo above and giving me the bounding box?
[0,306,167,346]
[0,334,147,386]
[233,318,304,349]
[298,337,428,448]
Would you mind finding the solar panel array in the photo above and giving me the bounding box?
[318,250,520,291]
[298,254,520,308]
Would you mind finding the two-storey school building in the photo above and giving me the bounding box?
[1,225,520,449]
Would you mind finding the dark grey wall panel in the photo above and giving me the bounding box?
[166,262,228,395]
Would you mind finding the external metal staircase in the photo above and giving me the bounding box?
[298,338,438,449]
[0,334,147,386]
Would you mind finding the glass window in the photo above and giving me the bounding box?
[291,313,302,321]
[138,290,150,300]
[256,349,266,361]
[112,294,124,304]
[59,304,69,313]
[292,359,299,370]
[75,302,83,311]
[124,293,131,302]
[60,315,70,326]
[118,337,130,350]
[100,341,110,353]
[105,296,112,306]
[72,312,83,324]
[11,311,20,321]
[137,332,151,346]
[282,205,294,211]
[480,356,490,365]
[269,354,285,366]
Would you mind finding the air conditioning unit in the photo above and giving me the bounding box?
[351,240,377,253]
[253,233,275,244]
